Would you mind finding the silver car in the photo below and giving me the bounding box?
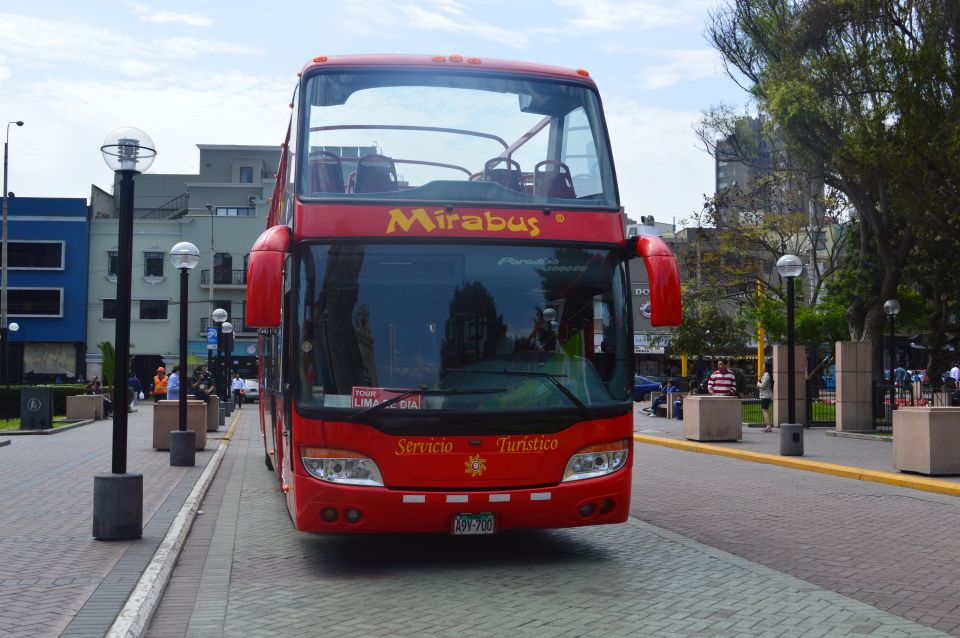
[243,379,260,402]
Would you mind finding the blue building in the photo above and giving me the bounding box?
[3,197,89,382]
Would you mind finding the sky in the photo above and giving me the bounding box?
[0,0,749,227]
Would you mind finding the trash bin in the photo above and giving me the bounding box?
[21,387,54,430]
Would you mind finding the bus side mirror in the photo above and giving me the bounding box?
[246,225,291,329]
[630,233,682,328]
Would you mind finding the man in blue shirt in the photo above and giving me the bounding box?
[649,379,677,417]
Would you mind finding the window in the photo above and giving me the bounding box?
[144,251,164,277]
[9,241,64,269]
[10,288,62,317]
[103,299,117,319]
[140,300,168,320]
[214,207,256,217]
[214,253,233,284]
[107,250,119,277]
[239,167,254,183]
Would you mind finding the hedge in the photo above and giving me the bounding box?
[0,385,88,419]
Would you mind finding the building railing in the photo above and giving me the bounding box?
[137,192,189,220]
[200,317,255,334]
[200,269,247,286]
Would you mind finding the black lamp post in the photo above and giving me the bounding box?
[222,321,233,405]
[777,254,804,456]
[2,120,24,388]
[93,128,156,540]
[212,307,227,398]
[884,298,901,415]
[4,321,18,387]
[169,242,200,467]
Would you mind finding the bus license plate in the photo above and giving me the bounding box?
[451,513,496,535]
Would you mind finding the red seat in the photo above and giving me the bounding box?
[308,151,344,194]
[534,161,575,199]
[484,158,523,192]
[354,154,398,193]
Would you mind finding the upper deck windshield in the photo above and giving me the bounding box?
[296,244,631,417]
[299,70,618,209]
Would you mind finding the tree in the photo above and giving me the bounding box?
[707,0,960,349]
[662,291,751,370]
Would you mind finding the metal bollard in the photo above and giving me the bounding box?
[779,423,804,456]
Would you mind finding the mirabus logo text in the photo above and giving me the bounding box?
[386,207,541,237]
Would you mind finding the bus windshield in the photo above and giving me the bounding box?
[295,244,631,414]
[299,70,617,208]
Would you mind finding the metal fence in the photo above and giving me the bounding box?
[806,379,837,427]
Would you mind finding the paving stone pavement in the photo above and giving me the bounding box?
[633,405,960,481]
[632,407,960,635]
[147,414,951,637]
[0,404,216,638]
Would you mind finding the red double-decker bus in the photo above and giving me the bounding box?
[246,54,681,534]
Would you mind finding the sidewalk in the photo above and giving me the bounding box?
[0,402,231,638]
[633,404,960,488]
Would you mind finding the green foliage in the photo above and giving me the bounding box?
[662,292,751,358]
[97,341,115,388]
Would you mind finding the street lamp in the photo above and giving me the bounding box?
[777,253,803,456]
[3,321,18,387]
[221,321,233,405]
[2,120,23,388]
[93,127,156,541]
[884,298,901,416]
[170,242,200,467]
[212,307,227,398]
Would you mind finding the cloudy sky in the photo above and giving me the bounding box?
[0,0,747,226]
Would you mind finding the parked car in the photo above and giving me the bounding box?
[243,379,260,402]
[633,374,661,402]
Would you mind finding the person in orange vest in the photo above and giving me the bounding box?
[153,367,168,402]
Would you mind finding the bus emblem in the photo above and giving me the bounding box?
[464,454,486,478]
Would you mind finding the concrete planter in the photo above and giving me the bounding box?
[152,400,207,450]
[893,407,960,475]
[682,396,743,442]
[66,395,105,420]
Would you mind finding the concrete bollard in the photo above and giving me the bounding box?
[780,423,804,456]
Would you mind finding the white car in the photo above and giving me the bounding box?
[243,379,260,402]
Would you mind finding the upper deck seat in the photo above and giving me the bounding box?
[354,154,399,193]
[483,157,523,192]
[534,160,576,199]
[308,150,345,194]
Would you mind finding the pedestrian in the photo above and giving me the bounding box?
[231,372,245,409]
[707,359,737,396]
[757,358,774,432]
[127,372,143,408]
[649,379,677,417]
[191,366,212,403]
[153,367,168,402]
[949,362,960,388]
[167,366,181,401]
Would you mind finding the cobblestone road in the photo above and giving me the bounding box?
[147,413,953,637]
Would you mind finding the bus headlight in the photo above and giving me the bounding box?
[562,440,630,482]
[300,447,384,486]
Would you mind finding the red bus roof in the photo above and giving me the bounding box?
[301,54,597,86]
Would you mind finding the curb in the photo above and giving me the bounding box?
[633,433,960,497]
[825,430,893,442]
[105,409,243,638]
[1,419,96,436]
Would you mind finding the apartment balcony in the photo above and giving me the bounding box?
[200,269,247,288]
[200,317,257,336]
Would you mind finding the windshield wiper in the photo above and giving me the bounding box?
[447,369,590,419]
[345,388,507,422]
